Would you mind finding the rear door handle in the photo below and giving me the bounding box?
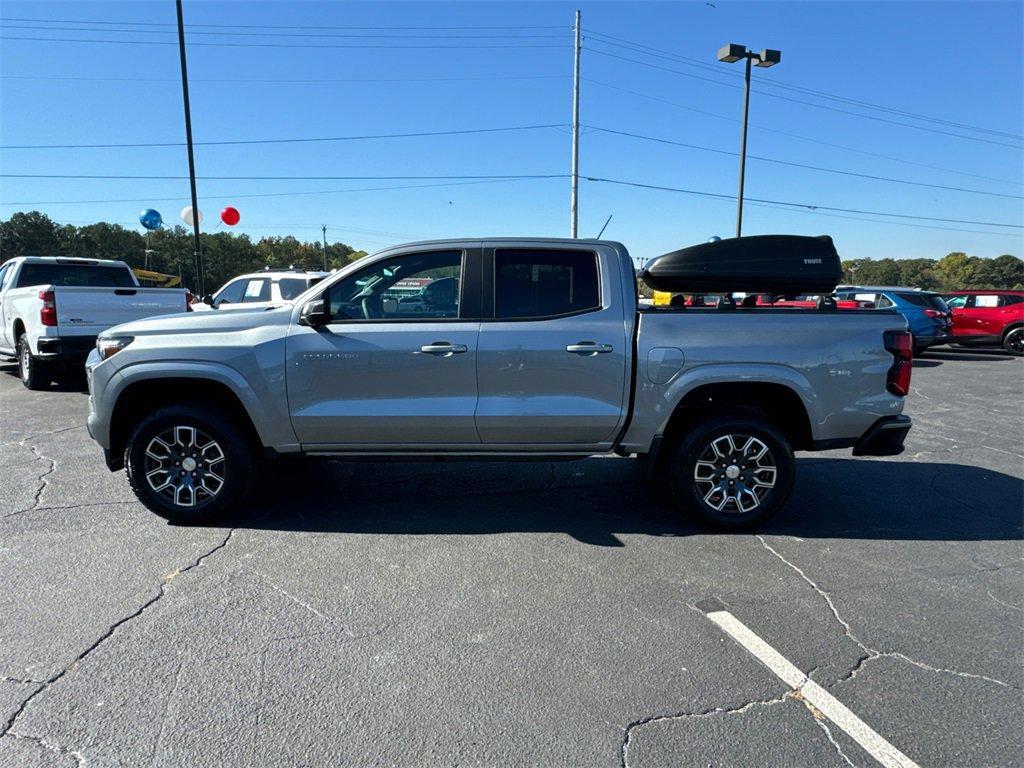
[566,342,613,355]
[420,342,468,355]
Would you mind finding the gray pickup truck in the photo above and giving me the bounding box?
[85,237,913,527]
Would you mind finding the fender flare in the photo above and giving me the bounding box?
[108,360,277,448]
[655,363,818,437]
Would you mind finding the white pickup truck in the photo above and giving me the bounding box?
[0,256,190,389]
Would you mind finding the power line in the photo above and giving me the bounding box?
[744,200,1022,238]
[0,34,567,50]
[1,173,567,181]
[0,23,568,39]
[582,176,1024,228]
[583,77,1023,187]
[1,17,568,31]
[0,124,567,150]
[585,47,1023,150]
[586,125,1023,200]
[584,29,1024,142]
[0,177,568,206]
[0,73,568,84]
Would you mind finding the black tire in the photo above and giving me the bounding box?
[17,334,49,390]
[666,412,795,529]
[1002,326,1023,356]
[125,402,254,524]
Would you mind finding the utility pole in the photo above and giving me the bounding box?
[176,0,204,296]
[322,225,328,270]
[570,9,581,238]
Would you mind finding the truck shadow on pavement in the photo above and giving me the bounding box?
[239,457,1024,547]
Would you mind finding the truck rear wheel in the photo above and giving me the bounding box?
[125,403,254,524]
[666,413,794,528]
[17,334,49,390]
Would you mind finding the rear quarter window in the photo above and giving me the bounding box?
[277,278,310,300]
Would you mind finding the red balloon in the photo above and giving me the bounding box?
[220,206,240,226]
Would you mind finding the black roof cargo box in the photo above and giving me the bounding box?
[640,235,843,294]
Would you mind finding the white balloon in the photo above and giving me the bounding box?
[180,206,203,226]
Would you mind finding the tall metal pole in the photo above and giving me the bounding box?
[176,0,204,296]
[735,55,752,238]
[570,10,581,238]
[322,225,328,271]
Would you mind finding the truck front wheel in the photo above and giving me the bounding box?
[667,414,795,528]
[125,403,254,524]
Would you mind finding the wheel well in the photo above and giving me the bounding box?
[13,319,25,341]
[661,382,813,454]
[1001,322,1022,340]
[109,378,263,466]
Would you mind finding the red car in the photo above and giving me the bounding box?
[941,290,1023,355]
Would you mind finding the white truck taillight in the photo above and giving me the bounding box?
[39,290,57,327]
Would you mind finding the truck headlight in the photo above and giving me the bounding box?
[96,336,134,361]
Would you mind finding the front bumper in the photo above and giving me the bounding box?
[852,415,912,456]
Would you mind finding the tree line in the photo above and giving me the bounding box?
[0,211,368,293]
[1,211,1021,293]
[841,253,1022,291]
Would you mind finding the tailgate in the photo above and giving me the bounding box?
[54,287,187,333]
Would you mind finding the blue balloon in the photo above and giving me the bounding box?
[708,235,722,243]
[139,209,163,230]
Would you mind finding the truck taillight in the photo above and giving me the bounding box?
[884,330,912,396]
[185,291,194,312]
[39,290,57,327]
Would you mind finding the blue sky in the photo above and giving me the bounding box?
[1,0,1021,262]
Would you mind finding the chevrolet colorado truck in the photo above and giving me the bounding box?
[0,256,190,389]
[84,236,913,527]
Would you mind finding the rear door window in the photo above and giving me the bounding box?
[242,278,271,303]
[494,249,600,320]
[974,294,1001,308]
[1003,294,1023,305]
[16,263,135,288]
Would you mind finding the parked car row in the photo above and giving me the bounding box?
[656,286,1022,356]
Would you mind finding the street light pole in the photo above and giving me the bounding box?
[717,44,781,238]
[175,0,204,296]
[736,55,752,238]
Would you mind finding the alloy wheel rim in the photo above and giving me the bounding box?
[19,342,29,381]
[143,425,226,507]
[1007,329,1023,353]
[693,433,777,514]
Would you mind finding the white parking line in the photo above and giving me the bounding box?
[704,607,921,768]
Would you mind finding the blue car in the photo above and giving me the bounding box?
[836,286,953,355]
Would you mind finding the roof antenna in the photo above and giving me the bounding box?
[596,213,613,239]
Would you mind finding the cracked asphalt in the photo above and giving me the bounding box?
[0,348,1021,768]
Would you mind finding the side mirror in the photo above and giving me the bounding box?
[201,293,213,305]
[300,299,328,327]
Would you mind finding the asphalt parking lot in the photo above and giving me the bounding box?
[0,349,1021,768]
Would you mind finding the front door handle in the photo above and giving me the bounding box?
[420,342,468,355]
[566,342,613,355]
